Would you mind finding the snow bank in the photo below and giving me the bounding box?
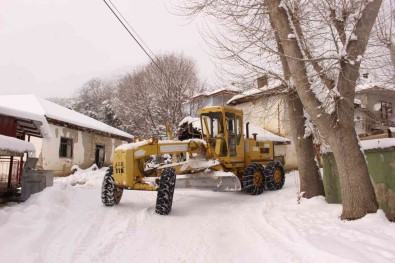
[0,135,35,154]
[1,170,395,263]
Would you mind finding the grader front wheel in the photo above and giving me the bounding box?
[242,163,265,195]
[155,168,176,215]
[264,161,285,190]
[101,166,124,206]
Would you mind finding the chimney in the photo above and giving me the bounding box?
[257,75,268,88]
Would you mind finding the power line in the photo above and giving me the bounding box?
[101,0,170,79]
[106,0,156,60]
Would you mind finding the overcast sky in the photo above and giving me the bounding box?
[0,0,215,98]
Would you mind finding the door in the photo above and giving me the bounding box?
[95,145,105,168]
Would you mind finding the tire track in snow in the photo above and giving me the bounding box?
[39,207,108,263]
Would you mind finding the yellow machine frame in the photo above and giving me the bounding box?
[112,106,276,191]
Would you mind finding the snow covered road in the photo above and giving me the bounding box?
[1,169,395,263]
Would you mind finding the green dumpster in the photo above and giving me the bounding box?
[322,138,395,222]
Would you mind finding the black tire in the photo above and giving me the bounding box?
[242,163,265,195]
[101,167,123,206]
[155,168,176,215]
[264,160,285,190]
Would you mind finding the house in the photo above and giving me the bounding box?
[227,79,297,169]
[182,86,243,116]
[0,94,133,176]
[227,76,395,170]
[354,83,395,135]
[180,80,292,168]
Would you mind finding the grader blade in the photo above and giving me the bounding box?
[175,171,241,192]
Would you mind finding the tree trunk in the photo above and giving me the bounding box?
[388,42,395,73]
[266,0,379,219]
[327,126,378,219]
[270,17,325,198]
[288,92,325,198]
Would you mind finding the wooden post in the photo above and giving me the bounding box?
[7,156,13,188]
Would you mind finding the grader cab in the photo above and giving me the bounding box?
[101,106,285,215]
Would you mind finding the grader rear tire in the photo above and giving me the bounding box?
[155,168,176,215]
[101,167,123,206]
[264,161,285,190]
[242,163,265,195]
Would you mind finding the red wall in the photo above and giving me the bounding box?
[0,115,17,137]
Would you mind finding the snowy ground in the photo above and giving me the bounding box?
[1,168,395,263]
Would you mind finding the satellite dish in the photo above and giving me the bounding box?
[373,103,381,111]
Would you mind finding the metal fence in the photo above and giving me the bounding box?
[0,157,21,188]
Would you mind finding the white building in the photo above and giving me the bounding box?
[0,94,133,176]
[227,82,297,170]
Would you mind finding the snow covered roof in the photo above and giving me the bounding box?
[227,83,287,105]
[0,94,133,140]
[191,86,243,100]
[0,134,35,155]
[356,82,395,93]
[247,125,290,143]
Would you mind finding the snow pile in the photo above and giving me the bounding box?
[1,170,395,263]
[0,134,35,154]
[55,165,107,189]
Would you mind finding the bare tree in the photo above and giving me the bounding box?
[178,0,385,219]
[176,1,324,198]
[116,53,205,138]
[265,0,380,219]
[73,78,122,128]
[367,0,395,83]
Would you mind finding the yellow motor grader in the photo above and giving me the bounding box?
[101,106,285,215]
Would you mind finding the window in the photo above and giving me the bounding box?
[380,102,392,119]
[226,112,237,156]
[236,116,242,145]
[95,145,105,168]
[201,112,228,156]
[59,137,73,158]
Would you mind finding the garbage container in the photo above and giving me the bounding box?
[322,138,395,221]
